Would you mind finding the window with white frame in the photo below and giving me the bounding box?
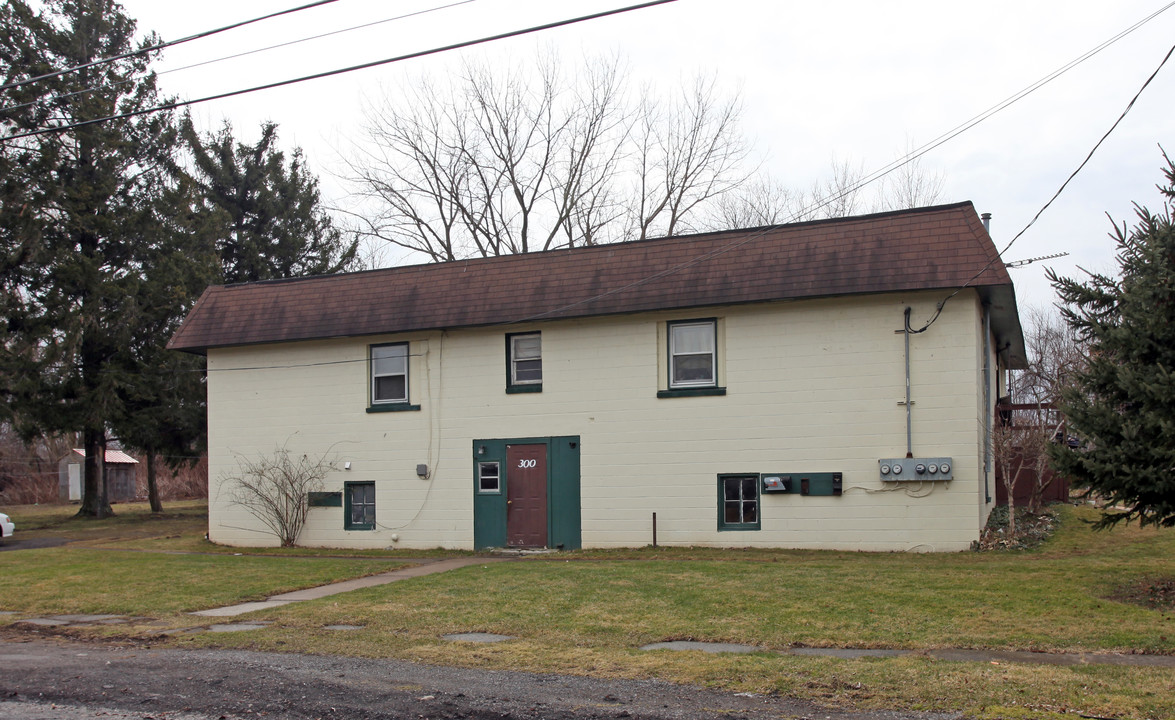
[668,320,716,388]
[478,462,500,493]
[370,343,408,404]
[507,332,542,391]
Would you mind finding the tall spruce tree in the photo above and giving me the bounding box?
[179,117,358,284]
[0,0,178,517]
[108,176,216,513]
[1048,154,1175,528]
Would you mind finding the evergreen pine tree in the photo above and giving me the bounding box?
[1048,154,1175,528]
[0,0,178,517]
[178,117,358,284]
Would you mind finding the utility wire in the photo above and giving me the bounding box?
[202,29,1175,372]
[0,0,678,143]
[0,0,477,115]
[804,0,1175,221]
[95,28,1175,376]
[0,0,340,93]
[16,2,1170,377]
[907,39,1175,335]
[516,0,1175,330]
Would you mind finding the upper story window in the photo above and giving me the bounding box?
[507,332,542,393]
[371,343,409,404]
[669,320,716,388]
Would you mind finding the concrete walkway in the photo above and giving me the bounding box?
[191,557,512,617]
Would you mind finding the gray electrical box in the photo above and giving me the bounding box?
[879,457,953,482]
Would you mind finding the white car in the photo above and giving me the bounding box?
[0,512,13,541]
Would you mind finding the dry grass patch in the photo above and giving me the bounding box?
[6,502,1175,718]
[173,505,1175,719]
[1108,576,1175,612]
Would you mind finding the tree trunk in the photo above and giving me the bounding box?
[76,427,113,518]
[1006,493,1016,536]
[147,451,163,513]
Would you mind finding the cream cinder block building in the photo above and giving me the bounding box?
[170,203,1026,552]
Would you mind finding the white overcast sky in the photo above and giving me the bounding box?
[115,0,1175,312]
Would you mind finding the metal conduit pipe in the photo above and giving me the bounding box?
[904,307,913,458]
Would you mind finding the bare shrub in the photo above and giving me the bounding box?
[221,444,336,547]
[0,424,76,505]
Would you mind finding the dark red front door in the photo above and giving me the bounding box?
[506,444,548,547]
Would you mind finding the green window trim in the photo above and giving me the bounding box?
[366,402,421,413]
[657,387,727,398]
[344,481,376,531]
[717,474,761,531]
[506,332,543,393]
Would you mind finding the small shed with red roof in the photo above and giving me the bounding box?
[58,449,139,503]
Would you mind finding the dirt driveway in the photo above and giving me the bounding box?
[0,637,958,720]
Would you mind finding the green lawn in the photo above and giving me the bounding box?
[1,501,410,614]
[2,548,407,615]
[2,502,1173,719]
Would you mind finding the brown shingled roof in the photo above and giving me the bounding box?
[168,202,1025,365]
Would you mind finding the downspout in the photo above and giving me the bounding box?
[981,212,993,504]
[982,306,993,504]
[904,307,913,458]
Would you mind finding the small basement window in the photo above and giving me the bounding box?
[718,474,760,531]
[478,462,500,493]
[345,482,376,530]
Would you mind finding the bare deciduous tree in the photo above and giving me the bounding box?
[0,423,77,505]
[876,151,946,212]
[705,140,946,231]
[340,52,750,260]
[993,421,1032,537]
[709,177,805,229]
[1014,306,1087,513]
[627,74,752,240]
[221,443,337,547]
[992,306,1087,535]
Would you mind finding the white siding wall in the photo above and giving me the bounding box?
[206,289,987,551]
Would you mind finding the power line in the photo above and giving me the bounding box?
[0,0,678,143]
[0,0,478,116]
[805,0,1175,222]
[119,21,1175,375]
[0,0,340,93]
[907,39,1175,335]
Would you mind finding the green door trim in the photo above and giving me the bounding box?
[473,435,581,550]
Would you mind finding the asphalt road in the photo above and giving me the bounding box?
[0,637,962,720]
[0,537,71,552]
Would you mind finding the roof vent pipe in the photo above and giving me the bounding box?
[981,212,992,233]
